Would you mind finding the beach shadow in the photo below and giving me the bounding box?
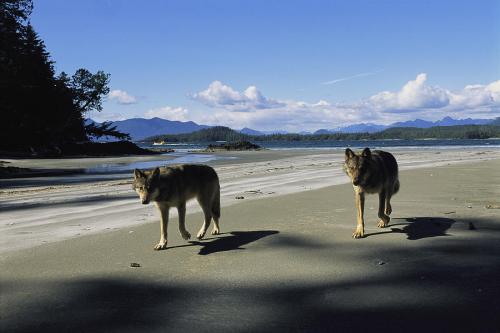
[167,230,279,255]
[365,217,456,240]
[0,193,137,212]
[4,216,500,332]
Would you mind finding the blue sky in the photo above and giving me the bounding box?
[32,0,500,131]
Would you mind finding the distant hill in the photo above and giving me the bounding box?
[487,117,500,126]
[240,127,264,135]
[146,126,249,143]
[390,118,434,128]
[91,116,499,141]
[88,118,209,140]
[318,116,495,134]
[390,116,491,128]
[372,124,500,140]
[313,129,332,135]
[338,123,387,133]
[318,123,386,134]
[145,123,500,142]
[261,130,289,135]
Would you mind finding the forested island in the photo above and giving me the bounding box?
[204,141,263,151]
[144,122,500,144]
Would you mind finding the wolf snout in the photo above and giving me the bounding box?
[141,199,150,205]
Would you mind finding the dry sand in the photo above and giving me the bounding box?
[1,149,500,332]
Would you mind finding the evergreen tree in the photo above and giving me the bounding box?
[0,0,128,153]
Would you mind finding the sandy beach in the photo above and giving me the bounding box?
[1,148,499,254]
[1,148,500,332]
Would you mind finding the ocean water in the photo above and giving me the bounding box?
[85,153,237,174]
[139,138,500,152]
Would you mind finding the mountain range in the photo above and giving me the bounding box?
[91,116,496,140]
[313,116,494,135]
[91,117,209,140]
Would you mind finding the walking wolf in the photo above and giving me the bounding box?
[344,148,399,238]
[133,164,221,250]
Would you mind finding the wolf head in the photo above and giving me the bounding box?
[133,167,161,205]
[344,148,373,187]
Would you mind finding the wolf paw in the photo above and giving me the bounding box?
[197,230,206,240]
[352,229,364,239]
[153,241,168,251]
[180,231,191,240]
[211,228,220,235]
[377,220,388,228]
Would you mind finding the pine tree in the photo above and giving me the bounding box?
[0,0,129,153]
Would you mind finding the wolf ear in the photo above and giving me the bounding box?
[151,167,160,179]
[134,169,144,179]
[362,148,371,158]
[345,148,354,160]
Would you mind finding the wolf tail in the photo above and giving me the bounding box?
[211,184,221,219]
[393,179,400,194]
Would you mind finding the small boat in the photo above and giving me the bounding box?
[152,141,166,146]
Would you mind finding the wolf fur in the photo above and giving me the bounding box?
[343,148,400,238]
[133,164,221,250]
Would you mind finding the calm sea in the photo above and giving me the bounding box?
[138,139,500,152]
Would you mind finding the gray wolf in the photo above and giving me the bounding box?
[133,164,221,250]
[343,148,400,238]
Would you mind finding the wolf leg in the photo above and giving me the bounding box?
[385,191,393,216]
[211,189,221,235]
[353,189,365,238]
[177,203,191,240]
[377,191,390,228]
[197,200,212,240]
[154,203,169,250]
[211,216,220,235]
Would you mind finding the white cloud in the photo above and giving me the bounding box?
[108,89,137,105]
[196,98,376,132]
[449,80,500,109]
[190,81,388,131]
[368,73,450,111]
[191,81,284,111]
[145,106,189,121]
[367,74,500,115]
[190,75,500,132]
